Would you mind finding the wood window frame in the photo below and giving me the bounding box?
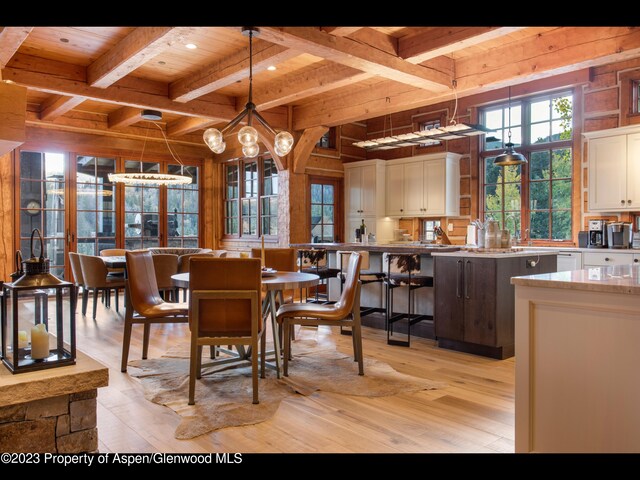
[620,70,640,126]
[307,175,343,243]
[413,111,447,153]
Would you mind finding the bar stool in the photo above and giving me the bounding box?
[297,248,340,303]
[383,253,433,347]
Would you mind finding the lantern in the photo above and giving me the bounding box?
[1,229,76,374]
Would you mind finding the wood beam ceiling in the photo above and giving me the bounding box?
[167,117,216,136]
[258,27,450,92]
[39,95,86,121]
[108,106,142,129]
[87,27,196,88]
[0,27,32,68]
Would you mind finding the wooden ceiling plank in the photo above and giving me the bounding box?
[345,28,398,56]
[87,27,196,88]
[167,117,216,136]
[39,94,86,121]
[321,27,363,36]
[0,27,33,68]
[170,40,300,103]
[258,27,450,92]
[399,27,526,64]
[108,106,142,129]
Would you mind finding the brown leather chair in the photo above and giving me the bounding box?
[251,248,296,272]
[68,252,85,314]
[151,254,179,302]
[78,254,126,319]
[177,252,216,301]
[188,257,264,405]
[100,248,127,276]
[121,251,189,372]
[277,252,364,377]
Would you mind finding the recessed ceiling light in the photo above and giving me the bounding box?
[185,43,197,50]
[267,65,276,71]
[60,38,69,43]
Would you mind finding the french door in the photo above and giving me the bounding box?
[309,176,342,243]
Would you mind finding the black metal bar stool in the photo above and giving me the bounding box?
[383,252,433,347]
[297,248,340,303]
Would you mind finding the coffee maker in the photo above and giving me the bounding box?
[588,220,608,248]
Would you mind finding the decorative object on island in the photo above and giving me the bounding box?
[108,110,192,186]
[494,86,527,166]
[203,28,294,158]
[1,229,76,373]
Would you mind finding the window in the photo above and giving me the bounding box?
[635,80,640,113]
[421,220,441,242]
[224,156,278,237]
[167,164,199,248]
[310,178,338,243]
[419,119,442,147]
[123,161,160,250]
[481,91,573,241]
[316,127,336,149]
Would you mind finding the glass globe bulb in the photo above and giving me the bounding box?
[203,128,223,150]
[274,145,287,157]
[242,143,260,158]
[274,131,294,154]
[212,140,226,154]
[238,126,258,147]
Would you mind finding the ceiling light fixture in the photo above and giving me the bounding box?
[494,86,527,167]
[267,65,276,71]
[108,110,192,186]
[353,80,493,152]
[203,27,294,158]
[185,43,197,50]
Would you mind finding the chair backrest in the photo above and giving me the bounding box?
[251,248,296,272]
[100,249,127,257]
[337,250,370,271]
[69,252,84,286]
[383,253,421,275]
[212,249,227,258]
[125,251,164,312]
[177,252,215,273]
[152,254,179,289]
[189,258,262,336]
[298,248,327,269]
[333,252,362,317]
[78,254,110,288]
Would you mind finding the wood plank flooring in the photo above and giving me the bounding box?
[77,297,515,453]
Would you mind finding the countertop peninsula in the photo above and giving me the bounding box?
[290,242,460,254]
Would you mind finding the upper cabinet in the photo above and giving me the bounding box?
[345,160,381,217]
[385,152,461,217]
[584,126,640,211]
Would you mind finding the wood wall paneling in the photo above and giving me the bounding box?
[0,82,27,155]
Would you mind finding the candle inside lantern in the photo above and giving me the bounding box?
[18,330,28,349]
[261,235,266,268]
[30,324,50,360]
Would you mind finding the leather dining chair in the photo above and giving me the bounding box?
[68,252,85,314]
[121,251,189,373]
[151,254,179,302]
[78,254,126,320]
[100,248,127,276]
[188,257,264,405]
[277,252,364,377]
[176,252,217,301]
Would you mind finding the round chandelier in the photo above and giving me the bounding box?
[203,27,294,158]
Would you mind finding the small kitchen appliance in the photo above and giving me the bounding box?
[607,222,632,249]
[588,220,608,248]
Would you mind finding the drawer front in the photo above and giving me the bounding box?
[582,251,634,266]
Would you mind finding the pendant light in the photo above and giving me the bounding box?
[203,27,294,157]
[494,86,527,167]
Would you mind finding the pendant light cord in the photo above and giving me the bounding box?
[151,121,193,179]
[507,86,512,143]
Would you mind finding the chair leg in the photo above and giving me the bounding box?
[352,323,358,361]
[260,329,266,379]
[283,320,290,377]
[196,345,203,380]
[82,289,89,316]
[92,289,99,320]
[252,337,259,404]
[353,318,364,376]
[115,289,119,312]
[121,313,133,372]
[209,345,216,359]
[188,336,198,405]
[142,323,150,359]
[75,287,80,313]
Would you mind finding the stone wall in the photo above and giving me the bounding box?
[0,390,98,453]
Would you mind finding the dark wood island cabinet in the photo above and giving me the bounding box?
[434,252,557,359]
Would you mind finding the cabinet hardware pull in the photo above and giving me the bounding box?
[635,259,639,263]
[464,260,471,299]
[628,200,632,204]
[621,200,625,205]
[456,260,463,298]
[605,257,610,261]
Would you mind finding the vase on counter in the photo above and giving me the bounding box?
[477,228,486,248]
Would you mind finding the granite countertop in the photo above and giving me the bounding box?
[511,264,640,295]
[290,243,461,254]
[431,248,559,259]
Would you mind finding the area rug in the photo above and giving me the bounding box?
[128,338,444,439]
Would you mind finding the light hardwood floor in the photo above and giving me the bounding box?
[78,296,515,453]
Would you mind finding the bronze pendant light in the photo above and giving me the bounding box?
[494,86,527,167]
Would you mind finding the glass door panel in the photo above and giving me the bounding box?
[167,164,199,247]
[124,160,161,250]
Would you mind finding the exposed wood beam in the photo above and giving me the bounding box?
[108,106,142,129]
[0,27,32,68]
[258,27,450,92]
[167,117,216,137]
[170,40,299,103]
[321,27,363,36]
[399,27,525,64]
[346,28,398,56]
[293,126,329,174]
[293,27,640,129]
[88,27,195,88]
[39,95,86,121]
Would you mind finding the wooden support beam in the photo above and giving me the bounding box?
[258,27,450,92]
[39,94,86,121]
[398,27,525,64]
[0,27,32,68]
[167,117,216,136]
[88,27,195,88]
[170,40,299,103]
[0,81,27,155]
[108,106,142,129]
[292,126,329,174]
[346,28,398,56]
[254,123,284,171]
[321,27,363,36]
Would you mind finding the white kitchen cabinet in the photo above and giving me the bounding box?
[345,163,377,216]
[385,152,460,217]
[582,250,635,267]
[585,126,640,211]
[556,251,582,272]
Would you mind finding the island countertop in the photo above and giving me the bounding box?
[431,249,559,259]
[511,263,640,295]
[290,242,461,254]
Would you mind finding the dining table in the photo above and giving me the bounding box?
[171,270,319,378]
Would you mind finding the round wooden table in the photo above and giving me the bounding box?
[171,271,319,378]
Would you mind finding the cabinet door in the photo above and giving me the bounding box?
[424,160,445,215]
[345,167,362,216]
[626,133,640,209]
[463,258,497,346]
[386,163,405,216]
[403,161,425,216]
[360,165,377,216]
[434,257,465,341]
[588,135,627,211]
[556,252,582,272]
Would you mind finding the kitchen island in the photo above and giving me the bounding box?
[512,265,640,452]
